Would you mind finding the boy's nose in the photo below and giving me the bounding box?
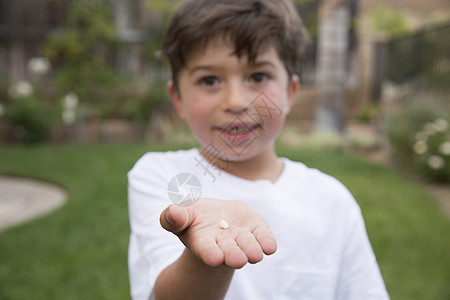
[221,80,250,113]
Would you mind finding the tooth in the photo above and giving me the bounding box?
[225,126,251,134]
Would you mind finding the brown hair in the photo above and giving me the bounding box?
[160,0,308,91]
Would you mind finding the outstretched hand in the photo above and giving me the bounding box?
[160,198,277,269]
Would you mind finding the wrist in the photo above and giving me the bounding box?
[181,248,235,280]
[154,249,234,300]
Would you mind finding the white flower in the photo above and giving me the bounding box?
[413,140,428,155]
[427,155,445,170]
[62,110,76,125]
[434,119,448,132]
[63,92,79,109]
[440,141,450,156]
[423,122,437,136]
[415,131,428,142]
[62,92,79,125]
[8,80,33,98]
[28,57,51,75]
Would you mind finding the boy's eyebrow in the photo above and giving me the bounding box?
[188,66,217,75]
[188,60,276,75]
[250,60,276,69]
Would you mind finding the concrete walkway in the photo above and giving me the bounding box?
[0,176,67,233]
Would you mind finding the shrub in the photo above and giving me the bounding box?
[5,95,55,144]
[412,119,450,182]
[355,103,381,123]
[370,5,410,37]
[45,1,119,103]
[385,101,450,182]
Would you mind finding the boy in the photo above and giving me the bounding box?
[128,0,390,299]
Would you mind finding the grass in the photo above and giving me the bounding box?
[0,143,448,299]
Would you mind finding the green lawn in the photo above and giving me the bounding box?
[0,144,448,299]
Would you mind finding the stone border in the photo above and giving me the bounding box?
[0,176,67,232]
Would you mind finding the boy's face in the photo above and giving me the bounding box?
[168,38,298,163]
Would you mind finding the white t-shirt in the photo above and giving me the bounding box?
[128,149,389,300]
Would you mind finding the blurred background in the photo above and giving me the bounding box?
[0,0,449,181]
[0,0,449,299]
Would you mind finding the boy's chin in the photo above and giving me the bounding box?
[223,148,256,162]
[199,136,275,165]
[218,145,266,164]
[199,142,249,161]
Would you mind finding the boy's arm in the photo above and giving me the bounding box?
[154,249,234,300]
[154,199,277,300]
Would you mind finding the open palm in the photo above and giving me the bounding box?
[160,198,277,269]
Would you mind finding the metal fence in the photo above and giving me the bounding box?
[376,22,450,105]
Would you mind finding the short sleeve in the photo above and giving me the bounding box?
[335,204,390,300]
[127,154,184,300]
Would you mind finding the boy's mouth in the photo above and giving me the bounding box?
[214,122,260,144]
[215,122,260,133]
[224,126,254,134]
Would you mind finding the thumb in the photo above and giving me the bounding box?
[160,204,191,235]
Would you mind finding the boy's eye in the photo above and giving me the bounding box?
[199,76,219,86]
[250,73,268,83]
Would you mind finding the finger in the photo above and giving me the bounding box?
[252,225,277,255]
[235,231,263,264]
[159,204,191,235]
[217,237,248,269]
[191,236,224,267]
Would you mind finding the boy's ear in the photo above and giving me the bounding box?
[286,74,299,111]
[167,80,186,119]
